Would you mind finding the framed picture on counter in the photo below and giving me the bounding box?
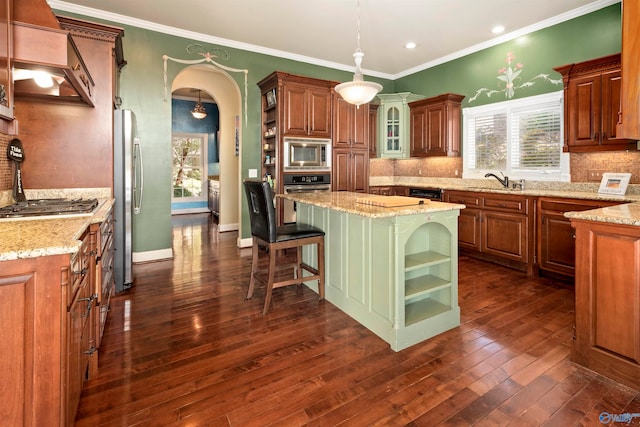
[598,172,631,195]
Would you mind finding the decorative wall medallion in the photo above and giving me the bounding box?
[469,52,562,103]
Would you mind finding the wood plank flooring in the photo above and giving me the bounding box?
[75,213,640,426]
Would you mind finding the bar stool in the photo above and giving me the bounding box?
[243,180,325,314]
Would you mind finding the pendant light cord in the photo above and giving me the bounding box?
[356,0,361,53]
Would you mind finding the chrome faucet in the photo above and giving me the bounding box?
[484,172,509,188]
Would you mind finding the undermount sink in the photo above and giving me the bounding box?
[463,186,524,192]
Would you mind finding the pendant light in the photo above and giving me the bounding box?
[191,90,207,120]
[335,0,382,108]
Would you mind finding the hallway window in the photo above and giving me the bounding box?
[172,132,208,201]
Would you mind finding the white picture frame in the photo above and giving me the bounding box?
[598,172,631,195]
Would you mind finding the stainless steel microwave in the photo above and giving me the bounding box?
[283,137,331,171]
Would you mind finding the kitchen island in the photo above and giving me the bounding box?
[280,191,465,351]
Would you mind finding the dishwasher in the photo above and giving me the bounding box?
[408,187,443,201]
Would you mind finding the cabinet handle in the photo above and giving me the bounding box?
[602,132,607,140]
[73,268,88,276]
[78,297,93,317]
[572,234,576,239]
[594,132,599,141]
[498,203,507,207]
[541,215,546,225]
[84,346,97,356]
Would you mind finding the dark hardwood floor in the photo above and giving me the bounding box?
[75,213,640,426]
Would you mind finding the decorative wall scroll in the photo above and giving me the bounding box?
[163,44,248,124]
[469,52,562,103]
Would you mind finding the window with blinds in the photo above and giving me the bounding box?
[463,91,569,181]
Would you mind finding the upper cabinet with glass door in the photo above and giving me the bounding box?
[376,92,424,158]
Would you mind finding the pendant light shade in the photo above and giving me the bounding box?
[335,0,382,107]
[191,90,207,120]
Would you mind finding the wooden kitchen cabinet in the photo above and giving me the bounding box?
[282,79,333,138]
[368,103,378,158]
[90,204,114,361]
[333,95,369,150]
[409,93,464,157]
[257,71,337,223]
[332,93,370,193]
[537,197,622,279]
[0,230,93,426]
[333,148,369,193]
[369,186,410,196]
[554,54,636,152]
[445,190,534,274]
[617,0,640,139]
[571,218,640,390]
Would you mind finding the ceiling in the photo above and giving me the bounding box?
[49,0,617,79]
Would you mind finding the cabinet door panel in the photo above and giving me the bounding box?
[601,70,623,144]
[308,88,331,138]
[350,150,369,193]
[332,150,350,192]
[426,104,445,155]
[482,211,528,262]
[458,208,481,251]
[352,104,369,149]
[410,108,427,157]
[592,233,638,360]
[283,84,308,135]
[569,75,601,146]
[539,212,576,276]
[333,97,352,148]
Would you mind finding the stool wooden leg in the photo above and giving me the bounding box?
[247,237,259,300]
[295,246,303,283]
[317,238,325,301]
[263,243,277,315]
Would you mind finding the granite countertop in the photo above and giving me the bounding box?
[0,198,115,262]
[279,191,464,218]
[564,202,640,226]
[369,176,640,226]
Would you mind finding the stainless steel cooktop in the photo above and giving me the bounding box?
[0,198,100,218]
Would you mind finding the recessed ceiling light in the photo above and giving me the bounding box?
[405,42,417,49]
[492,25,505,34]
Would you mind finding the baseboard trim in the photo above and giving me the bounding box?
[133,248,174,263]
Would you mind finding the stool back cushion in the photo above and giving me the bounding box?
[243,180,277,242]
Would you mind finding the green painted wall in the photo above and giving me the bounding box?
[58,3,621,250]
[395,4,622,107]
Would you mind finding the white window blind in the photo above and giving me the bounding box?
[463,91,569,181]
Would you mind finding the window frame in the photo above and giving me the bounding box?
[462,90,570,182]
[171,132,209,202]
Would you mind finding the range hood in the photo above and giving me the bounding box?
[12,0,95,106]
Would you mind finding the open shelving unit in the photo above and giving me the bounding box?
[261,88,278,183]
[402,222,455,327]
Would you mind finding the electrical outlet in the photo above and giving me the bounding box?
[587,169,606,182]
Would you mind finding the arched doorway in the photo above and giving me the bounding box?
[171,64,241,232]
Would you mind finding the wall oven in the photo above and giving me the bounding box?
[282,173,331,223]
[283,137,331,171]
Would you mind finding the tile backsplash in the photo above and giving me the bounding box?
[0,133,10,191]
[371,150,640,183]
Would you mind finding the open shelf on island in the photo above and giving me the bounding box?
[405,251,450,271]
[405,275,451,301]
[405,298,451,326]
